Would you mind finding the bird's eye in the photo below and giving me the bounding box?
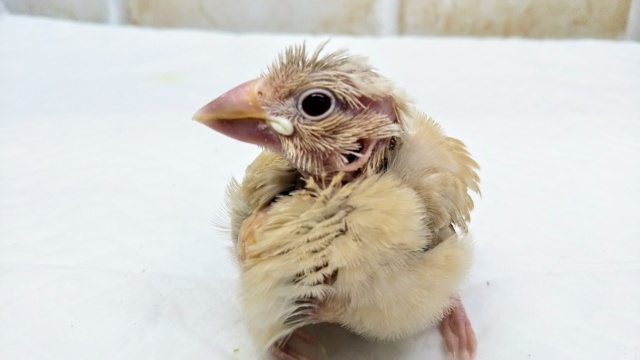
[298,89,336,120]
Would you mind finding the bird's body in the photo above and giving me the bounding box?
[194,43,480,359]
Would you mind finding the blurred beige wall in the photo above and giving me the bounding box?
[2,0,637,39]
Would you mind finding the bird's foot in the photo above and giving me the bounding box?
[269,342,311,360]
[269,329,327,360]
[439,297,476,360]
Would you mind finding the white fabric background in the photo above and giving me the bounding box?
[1,14,639,360]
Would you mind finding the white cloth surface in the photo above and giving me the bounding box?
[1,14,639,360]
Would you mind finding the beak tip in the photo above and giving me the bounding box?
[192,108,210,123]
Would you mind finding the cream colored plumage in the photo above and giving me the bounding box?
[194,43,480,359]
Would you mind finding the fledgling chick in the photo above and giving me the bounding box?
[194,42,480,360]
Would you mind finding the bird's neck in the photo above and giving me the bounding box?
[298,172,346,189]
[300,165,376,189]
[296,139,398,188]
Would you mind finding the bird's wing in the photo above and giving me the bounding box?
[236,172,472,346]
[225,150,298,247]
[389,108,480,234]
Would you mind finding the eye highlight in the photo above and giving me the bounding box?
[297,88,335,120]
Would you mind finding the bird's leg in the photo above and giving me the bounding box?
[439,296,476,360]
[269,340,311,360]
[269,329,325,360]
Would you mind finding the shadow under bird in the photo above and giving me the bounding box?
[193,42,480,360]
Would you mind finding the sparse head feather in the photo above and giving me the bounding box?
[264,41,396,107]
[259,41,409,178]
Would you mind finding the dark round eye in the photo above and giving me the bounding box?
[298,88,336,120]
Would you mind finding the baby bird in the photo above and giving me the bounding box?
[194,42,480,360]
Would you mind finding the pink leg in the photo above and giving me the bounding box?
[269,343,312,360]
[439,297,477,360]
[268,329,321,360]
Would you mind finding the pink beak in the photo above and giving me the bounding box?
[193,78,282,152]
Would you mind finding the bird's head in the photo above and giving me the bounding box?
[194,42,407,179]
